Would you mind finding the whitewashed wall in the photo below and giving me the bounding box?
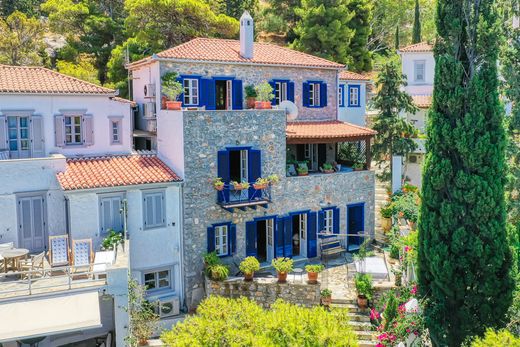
[338,81,367,126]
[400,52,435,96]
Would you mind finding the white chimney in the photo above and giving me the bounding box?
[240,11,254,59]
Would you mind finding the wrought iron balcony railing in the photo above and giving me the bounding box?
[216,183,272,211]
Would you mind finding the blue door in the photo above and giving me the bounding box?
[347,203,365,251]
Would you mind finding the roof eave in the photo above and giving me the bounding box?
[61,180,182,193]
[0,91,116,97]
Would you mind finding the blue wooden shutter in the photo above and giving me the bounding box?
[229,224,237,254]
[302,82,310,107]
[307,211,317,258]
[287,81,295,102]
[269,81,277,105]
[201,78,216,110]
[207,226,215,253]
[232,79,243,110]
[320,82,327,107]
[248,149,261,199]
[176,77,184,105]
[283,216,293,257]
[333,207,340,234]
[318,210,325,236]
[275,217,285,257]
[217,150,230,202]
[246,221,257,256]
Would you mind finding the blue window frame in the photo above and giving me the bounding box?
[207,222,236,257]
[348,85,361,107]
[217,146,261,202]
[318,206,340,236]
[339,84,345,107]
[302,81,327,108]
[178,75,202,107]
[269,79,295,105]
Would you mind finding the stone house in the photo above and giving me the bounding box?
[128,11,377,310]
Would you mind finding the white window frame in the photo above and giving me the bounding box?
[266,219,274,246]
[183,78,199,106]
[300,214,307,240]
[143,268,171,292]
[324,209,333,233]
[143,190,166,230]
[275,81,288,104]
[309,83,320,107]
[349,86,360,107]
[226,80,233,110]
[215,224,229,256]
[109,117,123,145]
[414,60,426,82]
[64,115,82,145]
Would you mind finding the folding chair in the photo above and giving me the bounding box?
[72,239,94,274]
[48,235,70,267]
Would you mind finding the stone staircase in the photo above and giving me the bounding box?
[373,163,390,244]
[331,298,378,347]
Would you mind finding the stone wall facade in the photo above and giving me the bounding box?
[205,277,321,308]
[160,61,338,121]
[181,110,375,310]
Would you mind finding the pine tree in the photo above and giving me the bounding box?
[411,0,421,44]
[418,0,514,344]
[394,25,400,50]
[371,61,417,181]
[346,0,373,72]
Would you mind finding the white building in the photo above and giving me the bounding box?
[338,70,370,126]
[0,65,184,346]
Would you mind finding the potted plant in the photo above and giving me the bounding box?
[354,273,373,309]
[102,229,123,251]
[213,177,225,191]
[253,177,269,190]
[353,162,364,171]
[267,174,280,185]
[321,163,335,174]
[161,72,183,110]
[208,264,229,281]
[230,180,250,191]
[380,203,394,232]
[297,163,309,176]
[254,81,274,109]
[320,288,332,306]
[245,84,257,109]
[305,264,324,284]
[126,279,160,347]
[271,257,293,283]
[203,252,220,268]
[239,256,260,281]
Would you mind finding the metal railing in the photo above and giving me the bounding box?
[217,183,272,207]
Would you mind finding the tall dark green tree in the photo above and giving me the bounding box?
[418,0,514,344]
[264,0,301,42]
[394,25,400,49]
[371,61,417,181]
[411,0,421,43]
[0,0,43,17]
[346,0,373,72]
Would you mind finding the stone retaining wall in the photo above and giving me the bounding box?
[205,276,322,308]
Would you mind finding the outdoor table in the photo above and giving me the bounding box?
[0,248,29,273]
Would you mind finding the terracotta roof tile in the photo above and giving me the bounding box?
[130,38,344,69]
[286,120,376,143]
[339,70,371,81]
[399,42,433,53]
[0,64,114,95]
[412,95,432,108]
[57,154,181,191]
[111,96,137,107]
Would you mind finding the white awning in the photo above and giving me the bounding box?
[0,291,102,342]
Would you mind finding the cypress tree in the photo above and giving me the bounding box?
[418,0,514,345]
[394,25,400,50]
[346,0,373,72]
[412,0,421,44]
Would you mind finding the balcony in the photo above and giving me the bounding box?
[216,183,272,212]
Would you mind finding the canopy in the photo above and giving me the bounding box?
[0,291,101,342]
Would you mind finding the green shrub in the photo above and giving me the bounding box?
[383,291,398,330]
[354,273,373,300]
[272,257,294,273]
[239,256,260,275]
[380,203,394,218]
[470,329,520,347]
[244,84,257,98]
[320,288,332,297]
[305,264,324,273]
[203,252,220,267]
[161,72,183,101]
[102,229,123,250]
[208,264,229,281]
[255,80,274,102]
[161,296,359,346]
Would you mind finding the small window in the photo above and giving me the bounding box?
[324,209,334,233]
[309,83,321,107]
[143,191,165,229]
[183,78,199,105]
[100,194,124,233]
[215,225,228,256]
[64,115,82,145]
[348,85,360,107]
[414,60,426,82]
[143,269,171,291]
[339,85,345,107]
[275,82,288,105]
[111,119,121,144]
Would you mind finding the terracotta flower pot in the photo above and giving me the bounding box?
[321,295,332,306]
[307,271,319,284]
[297,172,309,176]
[357,295,368,309]
[381,217,392,232]
[246,97,256,109]
[244,272,254,281]
[262,101,272,109]
[214,184,224,191]
[166,101,182,110]
[277,271,288,283]
[139,338,148,346]
[253,183,268,190]
[323,169,334,174]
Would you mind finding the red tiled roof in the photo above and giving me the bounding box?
[412,95,432,108]
[399,42,433,53]
[57,154,181,191]
[129,38,344,69]
[286,120,376,143]
[339,70,371,81]
[111,96,137,107]
[0,64,114,95]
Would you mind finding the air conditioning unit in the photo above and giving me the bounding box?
[154,295,180,318]
[144,83,156,98]
[408,155,418,164]
[143,102,156,119]
[146,118,157,133]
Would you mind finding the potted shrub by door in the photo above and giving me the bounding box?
[320,288,332,307]
[353,162,364,171]
[354,273,373,309]
[245,84,257,109]
[239,256,260,281]
[305,264,324,284]
[161,72,183,110]
[272,257,294,283]
[321,163,335,174]
[254,81,274,109]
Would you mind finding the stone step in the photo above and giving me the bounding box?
[347,320,372,331]
[347,312,371,322]
[355,330,378,341]
[358,340,378,347]
[331,298,357,305]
